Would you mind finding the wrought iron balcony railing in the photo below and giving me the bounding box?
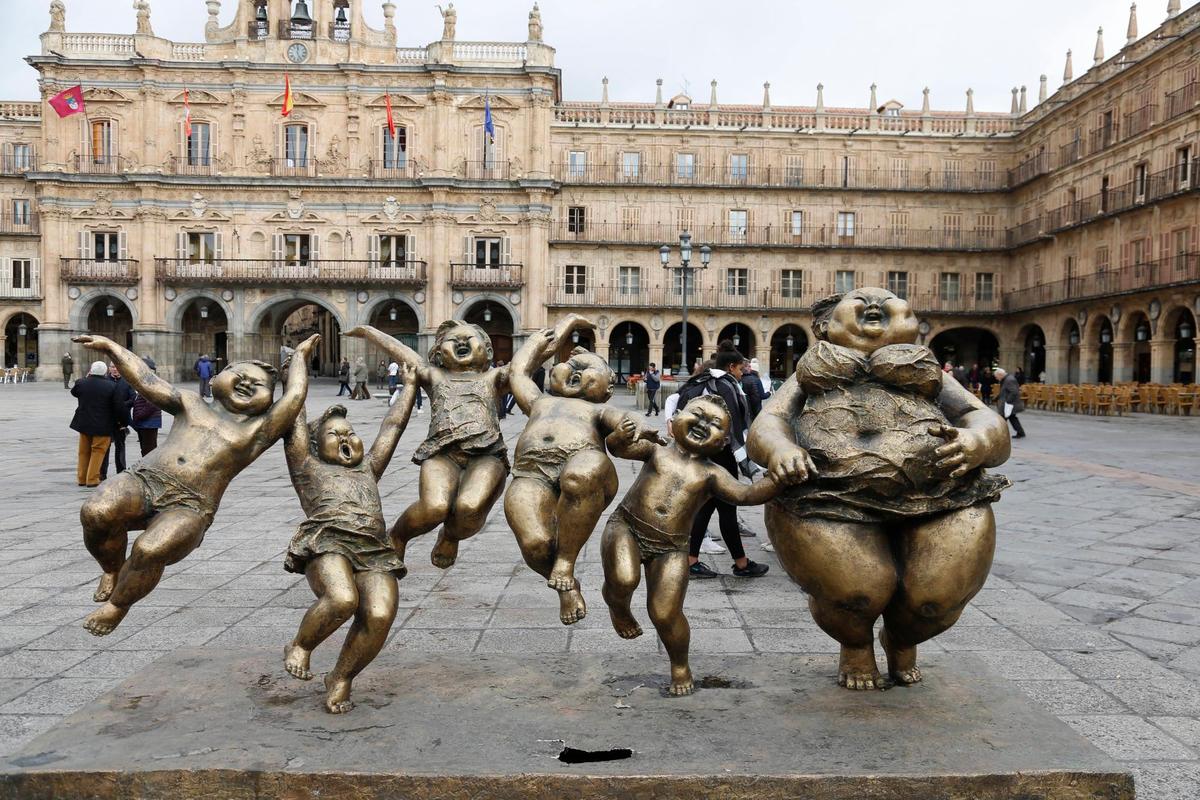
[0,212,38,235]
[0,153,37,175]
[155,259,428,287]
[449,263,524,288]
[1166,81,1198,121]
[168,155,220,176]
[1002,252,1200,312]
[72,155,127,175]
[60,258,140,285]
[462,160,511,181]
[367,159,418,179]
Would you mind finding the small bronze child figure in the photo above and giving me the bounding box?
[282,366,419,714]
[747,288,1011,690]
[345,321,508,569]
[505,315,665,624]
[602,395,778,696]
[71,333,320,636]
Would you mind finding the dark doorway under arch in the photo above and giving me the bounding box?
[663,321,702,376]
[464,301,515,365]
[769,324,808,380]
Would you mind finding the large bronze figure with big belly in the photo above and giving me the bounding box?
[748,288,1012,690]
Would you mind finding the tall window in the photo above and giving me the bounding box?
[11,143,32,170]
[790,210,804,236]
[728,209,748,243]
[675,152,695,180]
[836,211,855,239]
[726,268,749,295]
[188,232,216,264]
[11,199,30,226]
[887,270,909,299]
[94,232,119,262]
[383,126,407,169]
[284,233,311,265]
[11,259,32,290]
[187,122,211,167]
[834,270,855,293]
[379,235,407,266]
[781,269,805,298]
[729,153,749,181]
[1174,229,1191,271]
[1177,146,1192,186]
[1096,245,1111,274]
[620,206,640,232]
[91,120,114,164]
[979,160,997,187]
[975,272,995,301]
[475,237,502,267]
[567,206,586,234]
[976,213,997,240]
[1131,239,1147,268]
[889,211,909,236]
[943,213,962,244]
[1134,162,1149,199]
[568,150,587,179]
[943,159,962,190]
[621,152,640,180]
[675,207,694,234]
[619,266,641,294]
[285,124,309,167]
[940,272,961,300]
[564,264,586,294]
[890,157,909,189]
[785,155,803,185]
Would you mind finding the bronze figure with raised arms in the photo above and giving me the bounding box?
[747,288,1011,690]
[345,321,509,569]
[72,333,320,636]
[281,366,419,714]
[603,394,779,696]
[504,314,665,624]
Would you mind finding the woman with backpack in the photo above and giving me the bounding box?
[130,356,163,456]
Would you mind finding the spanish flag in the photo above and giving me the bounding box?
[282,74,294,118]
[385,91,396,139]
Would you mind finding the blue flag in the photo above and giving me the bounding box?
[484,93,495,143]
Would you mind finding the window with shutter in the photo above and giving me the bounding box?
[781,269,805,298]
[886,270,908,299]
[974,273,995,301]
[785,154,804,186]
[675,207,694,234]
[728,209,748,243]
[564,265,587,294]
[939,272,961,300]
[618,266,641,295]
[834,270,855,293]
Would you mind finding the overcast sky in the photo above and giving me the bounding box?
[0,0,1180,112]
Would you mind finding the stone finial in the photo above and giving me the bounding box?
[1063,49,1074,82]
[382,2,396,41]
[1094,27,1105,65]
[1127,3,1138,44]
[134,0,153,36]
[869,82,878,112]
[1010,87,1019,114]
[1168,0,1181,19]
[709,79,718,109]
[965,88,975,115]
[921,87,930,113]
[205,1,220,35]
[816,83,825,112]
[601,76,609,105]
[1039,74,1048,103]
[654,78,663,108]
[762,81,771,109]
[1019,85,1028,114]
[528,2,543,43]
[48,0,65,33]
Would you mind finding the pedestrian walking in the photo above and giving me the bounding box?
[994,368,1026,439]
[61,352,74,389]
[69,361,123,488]
[376,359,387,390]
[643,363,661,416]
[336,357,352,396]
[100,363,133,480]
[130,356,163,456]
[740,357,764,422]
[387,359,400,395]
[194,354,215,399]
[351,357,370,400]
[979,366,997,403]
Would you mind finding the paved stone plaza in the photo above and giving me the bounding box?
[0,381,1199,796]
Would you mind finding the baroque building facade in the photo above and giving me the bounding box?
[0,0,1197,386]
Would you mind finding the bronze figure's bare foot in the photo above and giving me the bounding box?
[430,533,459,569]
[284,644,313,681]
[881,628,923,685]
[546,566,576,593]
[558,582,587,625]
[324,675,355,714]
[838,644,886,691]
[669,666,694,696]
[607,603,642,638]
[92,572,117,603]
[83,602,128,636]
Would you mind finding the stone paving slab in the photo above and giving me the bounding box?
[0,382,1199,796]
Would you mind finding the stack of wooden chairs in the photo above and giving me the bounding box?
[1019,382,1196,416]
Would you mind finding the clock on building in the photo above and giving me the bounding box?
[287,43,309,63]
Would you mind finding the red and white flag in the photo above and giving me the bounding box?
[183,87,192,137]
[385,92,397,139]
[48,85,85,118]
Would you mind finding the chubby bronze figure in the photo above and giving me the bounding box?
[345,322,509,569]
[602,395,779,696]
[282,366,419,714]
[505,315,665,624]
[747,289,1011,690]
[71,333,320,636]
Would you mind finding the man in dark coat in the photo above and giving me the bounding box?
[70,361,124,487]
[100,363,134,479]
[994,368,1026,439]
[643,362,661,416]
[979,366,997,404]
[61,352,74,389]
[739,357,764,422]
[194,354,215,399]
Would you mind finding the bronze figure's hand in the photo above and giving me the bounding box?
[294,333,322,356]
[767,445,818,485]
[397,363,417,385]
[928,424,987,479]
[72,334,114,351]
[343,326,369,339]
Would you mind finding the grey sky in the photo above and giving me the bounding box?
[0,0,1174,112]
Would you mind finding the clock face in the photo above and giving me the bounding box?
[287,43,309,63]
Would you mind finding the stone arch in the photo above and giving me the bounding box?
[0,307,39,333]
[164,289,237,333]
[360,293,426,333]
[605,319,652,379]
[454,294,522,332]
[246,290,348,334]
[69,290,139,331]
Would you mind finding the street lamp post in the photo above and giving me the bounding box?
[659,231,711,375]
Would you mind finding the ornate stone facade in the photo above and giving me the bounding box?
[0,0,1196,386]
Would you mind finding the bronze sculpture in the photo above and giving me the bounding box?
[746,289,1011,690]
[602,395,779,696]
[71,333,320,636]
[282,366,419,713]
[345,321,509,569]
[505,315,665,624]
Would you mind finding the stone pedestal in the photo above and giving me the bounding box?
[0,649,1132,800]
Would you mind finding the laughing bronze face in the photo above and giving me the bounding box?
[548,351,615,403]
[432,324,492,371]
[670,396,730,456]
[316,415,365,467]
[212,362,276,416]
[824,288,919,354]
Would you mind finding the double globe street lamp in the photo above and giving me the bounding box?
[659,231,711,375]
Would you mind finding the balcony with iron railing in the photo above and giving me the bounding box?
[72,154,128,175]
[0,265,39,300]
[368,159,418,180]
[0,153,37,175]
[0,212,39,236]
[553,162,1007,192]
[462,160,511,181]
[329,22,351,42]
[551,221,1008,252]
[1166,81,1198,121]
[1123,105,1157,140]
[155,259,428,287]
[1002,251,1200,312]
[449,263,524,288]
[1006,151,1054,187]
[265,157,318,177]
[278,22,315,40]
[168,155,220,177]
[60,258,140,285]
[1058,140,1083,168]
[1088,122,1120,156]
